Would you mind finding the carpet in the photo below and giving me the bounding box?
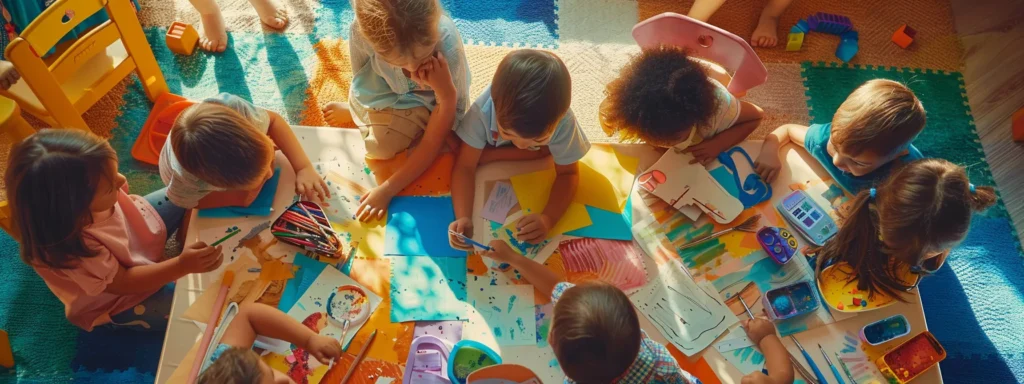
[1,0,1022,383]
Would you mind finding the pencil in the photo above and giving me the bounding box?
[340,330,376,384]
[211,229,241,247]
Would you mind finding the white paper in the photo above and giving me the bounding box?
[481,181,518,224]
[639,150,743,224]
[465,282,537,347]
[289,267,382,349]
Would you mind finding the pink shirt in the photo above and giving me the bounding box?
[33,184,167,330]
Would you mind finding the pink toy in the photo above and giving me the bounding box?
[632,12,768,95]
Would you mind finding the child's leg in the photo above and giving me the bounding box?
[144,187,187,236]
[107,284,174,331]
[322,101,356,127]
[751,0,794,47]
[247,0,288,29]
[189,0,228,53]
[688,0,727,22]
[360,107,430,160]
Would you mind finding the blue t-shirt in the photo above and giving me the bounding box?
[804,123,923,194]
[456,86,591,165]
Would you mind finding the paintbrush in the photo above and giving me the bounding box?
[819,344,846,384]
[211,229,241,247]
[791,336,828,384]
[738,297,819,384]
[340,330,376,384]
[835,351,857,384]
[448,230,493,251]
[679,214,761,250]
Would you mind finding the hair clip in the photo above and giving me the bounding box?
[869,188,877,199]
[969,183,976,194]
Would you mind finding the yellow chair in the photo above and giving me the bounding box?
[0,0,168,130]
[0,96,35,239]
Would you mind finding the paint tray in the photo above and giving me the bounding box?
[874,331,945,384]
[861,314,911,346]
[761,281,819,321]
[817,262,898,313]
[271,201,348,260]
[449,340,502,384]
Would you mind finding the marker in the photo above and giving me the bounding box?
[211,229,241,247]
[819,344,846,384]
[448,230,492,251]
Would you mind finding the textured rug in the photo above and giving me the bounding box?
[1,0,1022,383]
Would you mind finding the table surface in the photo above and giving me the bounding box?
[155,126,941,384]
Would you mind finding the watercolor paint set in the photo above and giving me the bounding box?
[776,189,838,246]
[762,281,820,321]
[875,331,945,383]
[861,314,911,346]
[271,201,346,260]
[756,226,798,264]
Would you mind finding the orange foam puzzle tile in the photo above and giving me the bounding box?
[366,151,454,196]
[667,344,723,384]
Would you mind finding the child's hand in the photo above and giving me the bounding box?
[0,61,20,90]
[415,53,456,104]
[754,150,782,183]
[295,167,330,203]
[740,372,773,384]
[483,240,517,263]
[448,217,473,251]
[680,135,730,166]
[516,213,551,244]
[178,242,224,274]
[741,317,779,346]
[305,334,342,365]
[355,185,393,222]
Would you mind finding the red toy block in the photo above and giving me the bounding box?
[893,24,916,49]
[166,21,200,55]
[1013,107,1024,142]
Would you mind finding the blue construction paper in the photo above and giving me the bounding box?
[278,253,328,312]
[197,167,281,218]
[564,196,634,241]
[710,166,741,197]
[385,196,463,257]
[714,147,772,208]
[389,256,468,322]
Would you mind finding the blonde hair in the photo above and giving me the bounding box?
[831,79,926,157]
[170,102,275,189]
[352,0,441,56]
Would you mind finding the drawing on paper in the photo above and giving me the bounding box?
[641,150,744,224]
[389,256,468,322]
[557,238,648,292]
[466,283,537,347]
[491,221,552,260]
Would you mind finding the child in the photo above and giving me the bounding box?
[601,46,763,165]
[198,303,342,384]
[754,79,926,193]
[0,60,19,90]
[160,93,329,209]
[686,0,795,48]
[449,50,589,247]
[5,130,224,331]
[481,240,700,383]
[816,158,996,299]
[740,316,794,384]
[187,0,288,52]
[321,0,470,222]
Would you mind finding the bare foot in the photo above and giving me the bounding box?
[323,102,356,127]
[198,12,228,52]
[249,0,289,30]
[751,14,780,47]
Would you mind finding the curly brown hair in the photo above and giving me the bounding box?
[601,46,719,147]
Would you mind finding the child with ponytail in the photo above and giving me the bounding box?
[815,158,996,298]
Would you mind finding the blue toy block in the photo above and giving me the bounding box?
[791,19,810,34]
[841,30,859,42]
[835,39,858,62]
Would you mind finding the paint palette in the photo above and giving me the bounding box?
[271,201,348,260]
[776,189,837,246]
[817,262,898,312]
[861,314,911,346]
[449,340,502,384]
[875,331,945,384]
[756,227,797,264]
[761,281,819,321]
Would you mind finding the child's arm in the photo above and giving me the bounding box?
[483,241,560,297]
[754,123,809,183]
[266,112,330,202]
[356,54,457,222]
[478,146,552,164]
[104,242,223,295]
[218,303,342,364]
[682,101,764,165]
[448,142,483,250]
[517,162,579,244]
[741,317,795,384]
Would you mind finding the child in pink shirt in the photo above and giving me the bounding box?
[4,130,224,331]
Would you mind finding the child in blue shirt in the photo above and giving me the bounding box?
[755,79,927,194]
[448,50,590,246]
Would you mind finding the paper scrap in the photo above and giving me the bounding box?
[482,181,518,223]
[389,256,468,322]
[385,196,463,257]
[640,149,743,224]
[563,196,633,241]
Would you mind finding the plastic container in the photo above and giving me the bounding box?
[762,281,819,321]
[875,331,945,384]
[756,226,797,264]
[861,314,911,346]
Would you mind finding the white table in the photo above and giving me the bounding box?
[156,126,940,383]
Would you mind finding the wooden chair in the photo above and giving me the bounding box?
[0,0,168,130]
[0,97,35,239]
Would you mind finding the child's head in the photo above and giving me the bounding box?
[352,0,442,72]
[550,281,641,383]
[171,102,275,190]
[817,158,996,298]
[491,49,572,149]
[5,129,125,268]
[198,347,292,384]
[601,46,719,148]
[827,79,926,177]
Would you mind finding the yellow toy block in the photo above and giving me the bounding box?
[166,21,200,55]
[786,32,804,51]
[0,329,13,368]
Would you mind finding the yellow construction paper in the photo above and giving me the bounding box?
[259,260,294,281]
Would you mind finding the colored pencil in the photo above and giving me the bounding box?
[819,344,846,384]
[340,330,376,384]
[187,271,235,384]
[272,231,317,240]
[211,229,241,247]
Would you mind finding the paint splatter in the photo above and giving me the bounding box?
[516,317,526,332]
[508,295,517,312]
[493,327,502,337]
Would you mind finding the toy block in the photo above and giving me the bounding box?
[836,39,858,62]
[842,30,859,42]
[808,12,852,35]
[893,24,916,49]
[787,32,804,51]
[1013,106,1024,142]
[791,19,810,34]
[0,329,12,368]
[165,21,199,55]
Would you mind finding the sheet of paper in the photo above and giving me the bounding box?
[630,260,739,355]
[481,181,518,223]
[279,253,329,312]
[413,321,464,347]
[465,283,537,347]
[563,196,633,241]
[385,196,463,257]
[197,167,282,218]
[721,346,766,376]
[640,149,743,224]
[509,145,638,216]
[558,237,649,293]
[492,220,555,260]
[715,331,755,353]
[389,256,468,322]
[320,169,368,225]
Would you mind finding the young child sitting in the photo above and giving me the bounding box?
[755,79,927,193]
[160,93,328,209]
[480,240,699,383]
[740,316,794,384]
[601,46,763,165]
[5,130,223,331]
[816,158,995,299]
[448,49,590,247]
[198,303,342,384]
[321,0,470,222]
